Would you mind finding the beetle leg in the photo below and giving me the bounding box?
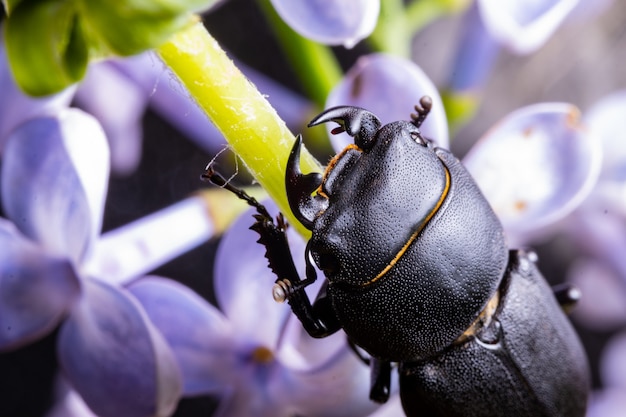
[552,283,582,314]
[202,166,340,338]
[273,244,342,338]
[369,357,392,403]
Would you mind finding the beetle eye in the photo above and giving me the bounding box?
[410,131,426,146]
[316,251,340,275]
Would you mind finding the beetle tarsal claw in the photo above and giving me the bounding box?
[272,279,292,303]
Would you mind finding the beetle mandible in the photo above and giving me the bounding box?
[203,96,590,416]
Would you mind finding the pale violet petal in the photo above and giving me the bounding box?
[58,279,181,417]
[367,396,405,417]
[75,61,147,176]
[276,313,347,371]
[584,90,626,181]
[567,258,626,331]
[326,53,448,152]
[280,346,382,417]
[581,90,626,218]
[566,209,626,289]
[128,276,237,396]
[463,103,601,244]
[0,219,80,351]
[213,386,289,417]
[477,0,579,54]
[600,331,626,389]
[214,203,305,348]
[447,3,501,93]
[84,196,215,286]
[568,0,614,23]
[587,388,626,417]
[1,109,110,261]
[45,389,98,417]
[0,32,75,149]
[270,0,380,48]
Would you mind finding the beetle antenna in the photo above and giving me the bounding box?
[410,95,433,128]
[201,165,272,220]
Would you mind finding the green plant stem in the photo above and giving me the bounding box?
[406,0,471,34]
[369,0,410,56]
[157,20,321,237]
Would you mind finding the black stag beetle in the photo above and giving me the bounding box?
[203,96,590,416]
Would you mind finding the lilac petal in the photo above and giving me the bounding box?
[587,388,626,417]
[84,196,215,286]
[566,209,626,290]
[600,331,626,389]
[270,0,380,48]
[584,90,626,181]
[1,109,110,262]
[0,32,75,149]
[213,386,288,417]
[214,203,306,348]
[0,218,80,351]
[447,3,501,93]
[276,313,347,371]
[58,279,181,417]
[326,53,448,152]
[279,346,382,417]
[477,0,579,54]
[568,0,614,23]
[463,103,601,244]
[368,396,404,416]
[128,276,237,395]
[567,258,626,331]
[75,61,147,176]
[46,388,98,417]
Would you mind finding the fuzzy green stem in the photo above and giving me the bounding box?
[157,21,320,237]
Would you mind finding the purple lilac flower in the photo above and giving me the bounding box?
[269,0,380,47]
[476,0,580,54]
[448,0,585,97]
[0,108,219,417]
[131,201,401,416]
[551,91,626,416]
[463,102,601,245]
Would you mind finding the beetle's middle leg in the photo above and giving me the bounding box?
[202,166,340,338]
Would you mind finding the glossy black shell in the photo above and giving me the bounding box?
[310,120,508,361]
[399,251,590,416]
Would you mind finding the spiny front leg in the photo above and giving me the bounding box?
[201,166,340,338]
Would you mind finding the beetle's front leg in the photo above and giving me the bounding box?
[270,239,341,338]
[202,167,340,338]
[369,357,392,403]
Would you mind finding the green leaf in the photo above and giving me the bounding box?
[78,0,212,56]
[4,0,88,96]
